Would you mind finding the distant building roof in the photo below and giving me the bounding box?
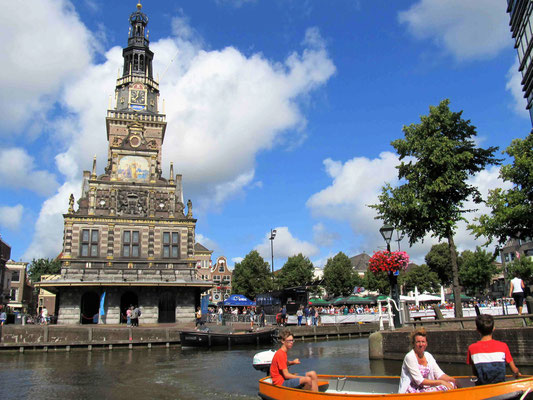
[194,242,212,253]
[350,253,370,272]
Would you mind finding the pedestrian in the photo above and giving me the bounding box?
[281,305,287,326]
[42,306,49,325]
[314,307,319,326]
[217,306,223,325]
[131,305,139,327]
[509,275,526,315]
[126,305,132,327]
[260,307,266,327]
[304,305,310,325]
[195,306,202,330]
[467,314,521,385]
[297,306,303,326]
[0,308,6,326]
[250,307,255,330]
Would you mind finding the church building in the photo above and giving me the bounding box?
[38,3,214,324]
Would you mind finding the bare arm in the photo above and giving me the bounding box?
[509,282,514,298]
[509,361,521,378]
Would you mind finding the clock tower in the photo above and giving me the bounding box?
[37,2,214,325]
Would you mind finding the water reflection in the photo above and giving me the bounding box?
[0,338,531,400]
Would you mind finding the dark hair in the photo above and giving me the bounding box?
[475,314,494,336]
[410,327,427,346]
[280,329,293,341]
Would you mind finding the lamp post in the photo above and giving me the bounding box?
[270,229,277,276]
[379,224,401,328]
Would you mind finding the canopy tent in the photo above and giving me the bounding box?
[331,295,376,305]
[446,293,473,302]
[222,294,255,306]
[400,295,416,302]
[308,298,330,306]
[417,294,441,302]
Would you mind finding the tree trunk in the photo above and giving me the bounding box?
[447,232,463,318]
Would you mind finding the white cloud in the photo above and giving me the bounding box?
[195,233,219,253]
[255,227,319,264]
[307,153,507,264]
[0,148,59,196]
[312,223,339,247]
[215,0,257,8]
[22,180,81,260]
[0,205,24,231]
[398,0,511,62]
[506,59,530,117]
[0,0,93,135]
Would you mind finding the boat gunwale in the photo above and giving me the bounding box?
[258,375,533,398]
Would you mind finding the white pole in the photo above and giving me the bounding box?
[378,301,384,331]
[440,285,445,304]
[415,286,419,307]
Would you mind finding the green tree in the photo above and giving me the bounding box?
[400,264,440,294]
[370,99,499,317]
[28,258,61,283]
[425,243,454,285]
[231,250,273,299]
[458,247,498,296]
[323,252,360,297]
[470,132,533,245]
[364,267,390,294]
[506,256,533,284]
[275,253,314,289]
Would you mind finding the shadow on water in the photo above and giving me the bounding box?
[1,338,532,400]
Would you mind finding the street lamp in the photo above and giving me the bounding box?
[396,231,405,251]
[379,224,401,328]
[270,229,277,275]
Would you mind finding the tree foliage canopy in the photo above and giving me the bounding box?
[28,258,61,283]
[364,267,390,294]
[275,253,314,289]
[369,99,500,317]
[425,243,454,285]
[231,250,272,299]
[458,247,498,296]
[323,252,360,297]
[470,132,533,245]
[506,256,533,284]
[400,264,440,294]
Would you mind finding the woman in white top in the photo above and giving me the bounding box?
[509,276,526,315]
[398,328,456,393]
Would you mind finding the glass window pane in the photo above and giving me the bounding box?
[91,244,98,256]
[132,231,139,243]
[123,246,130,257]
[172,246,178,258]
[172,232,179,244]
[82,229,89,242]
[81,244,89,256]
[163,245,169,257]
[163,232,170,244]
[91,230,99,242]
[132,245,139,257]
[124,231,131,243]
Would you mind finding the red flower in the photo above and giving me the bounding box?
[368,251,410,274]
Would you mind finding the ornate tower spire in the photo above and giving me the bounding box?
[123,1,153,78]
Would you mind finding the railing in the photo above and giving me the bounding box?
[116,75,159,90]
[106,110,166,122]
[60,266,202,283]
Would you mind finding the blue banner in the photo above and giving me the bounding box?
[201,295,209,315]
[99,291,106,316]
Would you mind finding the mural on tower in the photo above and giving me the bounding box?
[117,156,150,182]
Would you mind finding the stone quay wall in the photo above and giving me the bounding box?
[369,326,533,366]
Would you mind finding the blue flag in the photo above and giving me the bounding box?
[99,291,106,316]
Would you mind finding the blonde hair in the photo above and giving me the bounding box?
[410,327,427,346]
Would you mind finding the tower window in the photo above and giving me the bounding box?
[123,230,140,257]
[162,232,179,258]
[80,229,99,257]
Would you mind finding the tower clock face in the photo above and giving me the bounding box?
[130,89,146,105]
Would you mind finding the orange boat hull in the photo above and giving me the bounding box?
[258,375,533,400]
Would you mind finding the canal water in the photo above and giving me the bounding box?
[0,338,529,400]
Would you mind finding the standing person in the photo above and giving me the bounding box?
[467,314,521,385]
[131,305,138,327]
[509,275,526,315]
[296,306,303,326]
[314,307,319,326]
[270,329,319,391]
[42,306,49,325]
[399,328,456,393]
[249,307,255,330]
[304,305,310,325]
[126,306,132,327]
[195,306,202,330]
[260,307,266,327]
[0,308,6,326]
[217,306,223,325]
[281,305,287,326]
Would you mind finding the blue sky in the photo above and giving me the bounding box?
[0,0,529,268]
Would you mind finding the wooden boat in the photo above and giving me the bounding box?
[180,328,275,348]
[258,375,533,400]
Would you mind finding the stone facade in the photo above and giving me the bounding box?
[6,261,33,313]
[37,3,213,324]
[0,239,11,305]
[196,256,233,303]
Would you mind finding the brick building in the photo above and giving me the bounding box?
[196,256,233,303]
[6,261,33,313]
[37,3,213,324]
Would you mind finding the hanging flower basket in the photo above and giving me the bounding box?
[368,251,410,274]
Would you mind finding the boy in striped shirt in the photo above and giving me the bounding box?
[467,314,521,385]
